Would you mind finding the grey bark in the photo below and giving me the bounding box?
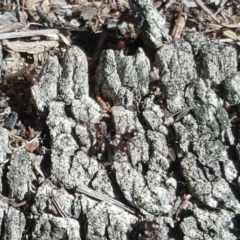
[1,1,240,239]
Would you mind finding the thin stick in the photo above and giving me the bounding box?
[51,197,68,218]
[172,1,183,39]
[195,0,222,24]
[12,200,27,208]
[0,29,60,40]
[32,163,45,180]
[75,184,137,215]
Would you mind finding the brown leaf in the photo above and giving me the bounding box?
[25,141,39,153]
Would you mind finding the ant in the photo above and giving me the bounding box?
[119,129,138,155]
[94,122,114,158]
[94,122,106,137]
[94,122,139,158]
[116,41,126,51]
[24,69,39,86]
[94,122,109,153]
[131,220,160,240]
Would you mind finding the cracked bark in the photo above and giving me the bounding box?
[1,0,240,239]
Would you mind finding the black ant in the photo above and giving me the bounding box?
[94,122,106,137]
[131,220,160,240]
[94,122,110,156]
[119,129,138,155]
[93,122,139,158]
[24,69,39,86]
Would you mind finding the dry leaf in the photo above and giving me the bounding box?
[41,0,51,13]
[25,141,39,153]
[25,0,42,11]
[223,30,238,40]
[2,54,26,74]
[164,116,174,126]
[58,34,71,46]
[209,23,222,30]
[230,15,240,24]
[175,107,191,121]
[168,147,176,162]
[25,0,42,20]
[154,1,163,8]
[149,67,160,81]
[172,13,187,40]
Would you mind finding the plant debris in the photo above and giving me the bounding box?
[1,0,240,239]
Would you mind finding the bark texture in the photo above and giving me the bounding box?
[1,0,240,239]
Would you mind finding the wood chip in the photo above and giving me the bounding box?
[3,40,59,54]
[172,13,187,40]
[0,29,60,40]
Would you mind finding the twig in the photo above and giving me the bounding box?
[32,163,45,180]
[8,141,27,150]
[175,194,192,221]
[172,1,186,40]
[195,0,240,28]
[15,0,22,23]
[75,184,137,215]
[51,197,68,218]
[27,126,33,141]
[0,193,28,208]
[221,22,240,28]
[0,29,60,40]
[9,132,23,141]
[11,200,27,208]
[96,92,112,113]
[213,0,228,16]
[195,0,222,24]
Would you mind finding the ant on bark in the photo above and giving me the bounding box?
[131,220,160,240]
[118,129,138,154]
[24,69,39,86]
[94,122,138,158]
